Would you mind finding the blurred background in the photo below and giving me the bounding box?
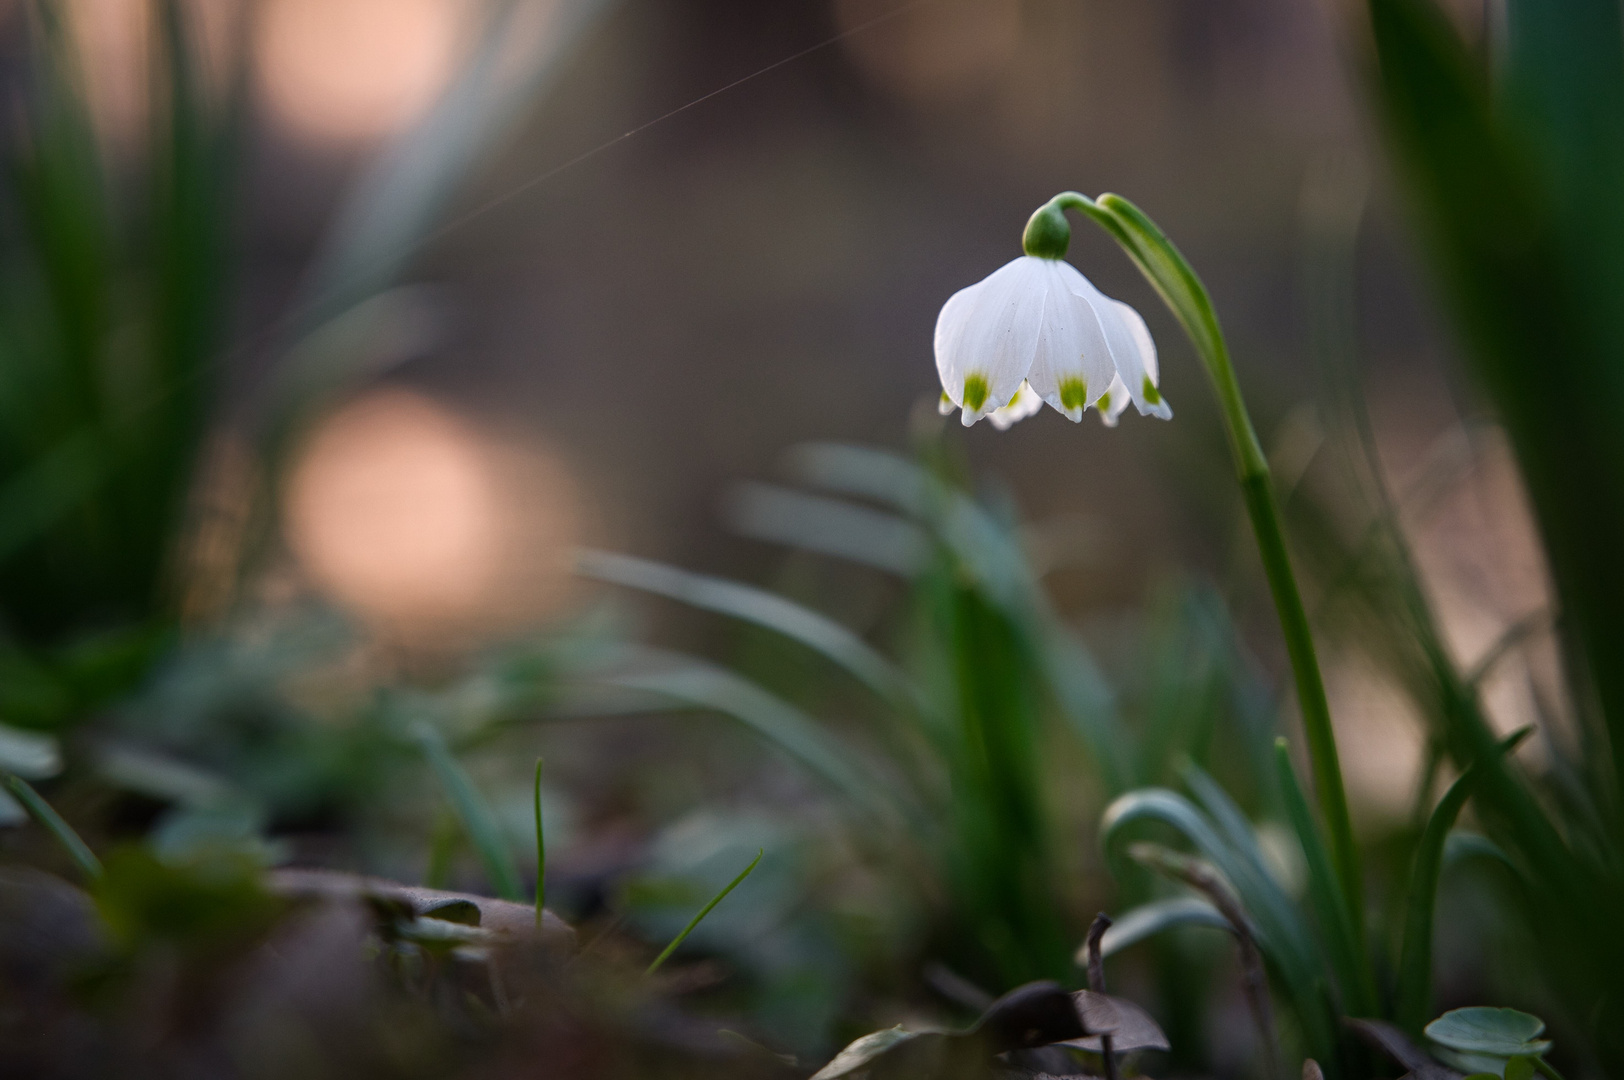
[0,0,1573,1075]
[197,0,1533,817]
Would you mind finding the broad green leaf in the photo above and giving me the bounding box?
[1504,1056,1535,1080]
[1426,1007,1549,1057]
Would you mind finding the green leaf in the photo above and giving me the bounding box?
[0,724,60,779]
[606,649,895,822]
[413,723,522,901]
[6,775,100,881]
[1093,896,1232,960]
[1397,731,1528,1033]
[1100,787,1335,1062]
[0,431,106,566]
[1504,1056,1536,1080]
[576,548,919,711]
[810,1027,929,1080]
[1272,739,1375,1016]
[645,847,762,975]
[725,481,926,577]
[1426,1007,1550,1057]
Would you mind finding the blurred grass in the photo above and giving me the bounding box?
[580,432,1283,1011]
[0,0,1618,1074]
[0,0,238,728]
[1356,0,1624,1069]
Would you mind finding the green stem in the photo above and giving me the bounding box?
[1050,190,1364,938]
[7,775,102,882]
[533,756,545,925]
[646,848,763,976]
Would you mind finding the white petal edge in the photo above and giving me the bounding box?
[934,257,1049,426]
[1025,261,1120,422]
[1096,373,1131,427]
[1053,266,1170,420]
[987,381,1043,430]
[1109,298,1171,420]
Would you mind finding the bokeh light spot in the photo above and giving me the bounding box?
[255,0,470,145]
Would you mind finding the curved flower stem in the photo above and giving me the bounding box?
[1049,191,1364,939]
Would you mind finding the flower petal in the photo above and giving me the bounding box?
[934,257,1048,426]
[1109,298,1171,420]
[1052,265,1171,421]
[1095,373,1131,427]
[1025,262,1120,422]
[987,381,1043,430]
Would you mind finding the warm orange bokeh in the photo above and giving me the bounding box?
[285,389,581,642]
[255,0,471,145]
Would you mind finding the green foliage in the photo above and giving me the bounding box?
[1426,1007,1554,1076]
[416,723,524,902]
[1395,732,1526,1034]
[1101,778,1339,1069]
[1317,0,1624,1067]
[0,0,238,727]
[92,845,282,953]
[5,775,100,880]
[583,438,1281,995]
[645,847,762,975]
[0,0,613,736]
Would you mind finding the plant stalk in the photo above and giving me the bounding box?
[1084,914,1119,1080]
[1051,191,1364,937]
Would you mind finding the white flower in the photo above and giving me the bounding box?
[933,254,1172,428]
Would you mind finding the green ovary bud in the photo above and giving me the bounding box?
[1022,202,1070,260]
[1059,377,1089,411]
[962,373,990,411]
[1142,376,1162,405]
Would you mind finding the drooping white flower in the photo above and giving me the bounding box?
[933,253,1172,429]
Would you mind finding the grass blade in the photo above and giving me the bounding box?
[577,548,919,710]
[414,724,522,901]
[6,775,101,881]
[1272,738,1375,1016]
[291,0,614,333]
[724,482,926,576]
[1395,729,1529,1033]
[607,650,893,821]
[1100,787,1323,1013]
[1094,896,1232,960]
[645,847,762,975]
[533,756,545,924]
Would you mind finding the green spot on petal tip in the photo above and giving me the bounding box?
[1142,376,1162,405]
[1059,377,1089,411]
[962,373,989,411]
